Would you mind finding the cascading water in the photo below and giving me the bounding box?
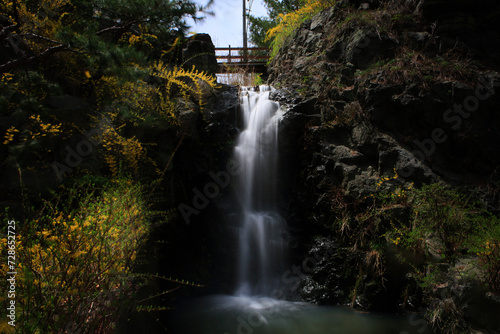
[234,86,287,296]
[169,86,431,334]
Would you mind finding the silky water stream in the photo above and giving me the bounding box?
[170,86,428,334]
[234,86,286,297]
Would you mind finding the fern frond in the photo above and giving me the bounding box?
[151,61,219,113]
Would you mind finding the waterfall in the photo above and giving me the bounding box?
[168,86,433,334]
[168,87,431,334]
[234,86,287,296]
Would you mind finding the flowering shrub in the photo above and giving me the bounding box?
[0,180,150,333]
[266,0,337,59]
[100,123,146,177]
[151,62,219,112]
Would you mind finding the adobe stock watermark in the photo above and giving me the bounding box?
[257,31,378,147]
[352,31,379,56]
[178,159,242,224]
[223,235,337,334]
[51,118,112,182]
[398,307,429,334]
[398,281,461,334]
[269,236,337,300]
[6,219,17,328]
[399,75,499,178]
[223,311,266,334]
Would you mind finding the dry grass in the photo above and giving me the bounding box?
[355,47,479,91]
[365,249,385,277]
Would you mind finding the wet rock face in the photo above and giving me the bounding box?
[266,0,500,325]
[204,85,240,142]
[326,26,398,70]
[168,85,243,295]
[299,237,360,305]
[275,95,437,203]
[269,1,500,189]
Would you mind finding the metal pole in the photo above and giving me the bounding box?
[243,0,248,63]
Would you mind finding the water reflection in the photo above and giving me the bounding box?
[169,295,430,334]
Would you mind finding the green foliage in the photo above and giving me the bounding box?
[0,1,217,331]
[0,180,151,333]
[253,73,264,86]
[248,0,302,48]
[332,174,500,295]
[151,62,219,112]
[0,0,213,75]
[248,16,276,49]
[381,183,500,293]
[263,0,303,19]
[1,0,220,178]
[468,216,500,292]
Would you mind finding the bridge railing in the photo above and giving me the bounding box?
[215,46,270,64]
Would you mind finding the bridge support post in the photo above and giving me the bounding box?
[243,0,248,63]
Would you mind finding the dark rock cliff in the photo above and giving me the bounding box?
[268,0,500,332]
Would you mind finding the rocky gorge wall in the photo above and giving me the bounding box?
[266,0,500,332]
[145,12,500,332]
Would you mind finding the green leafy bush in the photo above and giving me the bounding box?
[384,183,500,293]
[0,180,151,333]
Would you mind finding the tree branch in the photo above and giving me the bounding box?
[22,33,62,45]
[96,25,127,36]
[0,44,67,74]
[96,19,148,37]
[0,24,19,40]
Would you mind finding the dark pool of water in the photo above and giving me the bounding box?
[168,295,431,334]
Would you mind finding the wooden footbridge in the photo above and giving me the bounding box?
[215,46,270,74]
[214,1,270,74]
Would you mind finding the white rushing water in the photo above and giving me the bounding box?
[234,86,287,296]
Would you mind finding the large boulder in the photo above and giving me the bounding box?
[182,33,218,76]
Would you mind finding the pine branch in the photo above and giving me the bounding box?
[96,19,147,37]
[0,44,67,74]
[22,33,62,45]
[96,25,129,36]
